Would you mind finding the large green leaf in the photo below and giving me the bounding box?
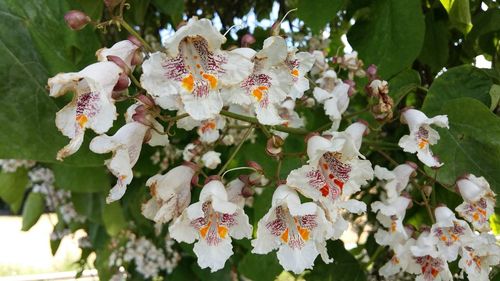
[422,65,493,115]
[429,98,500,194]
[152,0,185,25]
[347,0,425,78]
[439,0,472,34]
[307,240,366,281]
[52,164,110,192]
[388,69,421,105]
[418,13,450,72]
[297,0,343,34]
[21,192,46,231]
[238,252,283,281]
[0,168,29,213]
[0,0,104,166]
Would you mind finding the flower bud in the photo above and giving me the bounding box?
[344,79,356,96]
[366,64,378,81]
[132,111,151,126]
[241,185,254,198]
[131,50,143,66]
[107,55,131,75]
[423,185,433,197]
[113,72,130,91]
[104,0,122,9]
[246,161,263,174]
[127,35,142,47]
[303,97,316,108]
[241,34,256,47]
[64,10,91,31]
[136,94,156,108]
[266,135,284,156]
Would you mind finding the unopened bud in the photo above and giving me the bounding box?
[241,186,254,198]
[104,0,122,9]
[132,111,151,126]
[344,79,356,96]
[241,34,256,47]
[107,55,131,74]
[366,64,378,81]
[191,174,199,186]
[113,72,130,91]
[131,50,143,66]
[246,161,263,174]
[136,94,156,108]
[423,185,433,197]
[64,10,91,31]
[303,97,315,108]
[266,135,284,156]
[270,20,281,36]
[127,35,142,47]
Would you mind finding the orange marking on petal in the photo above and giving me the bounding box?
[392,256,400,265]
[200,222,211,238]
[280,228,289,243]
[390,221,397,232]
[76,114,88,128]
[291,69,299,77]
[196,63,201,69]
[181,74,194,92]
[202,73,218,89]
[320,184,329,197]
[252,89,263,101]
[478,208,486,216]
[297,226,310,241]
[431,267,439,277]
[217,225,228,239]
[322,163,329,170]
[201,121,216,133]
[451,234,459,241]
[440,235,447,242]
[418,139,429,149]
[473,212,480,221]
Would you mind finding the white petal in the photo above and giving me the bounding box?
[141,52,180,101]
[193,238,233,272]
[277,242,318,274]
[181,90,223,120]
[169,212,198,243]
[96,40,139,68]
[229,208,252,239]
[218,49,254,86]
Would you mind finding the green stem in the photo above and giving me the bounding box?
[363,245,384,270]
[412,179,436,224]
[219,110,309,135]
[118,19,153,52]
[129,73,142,89]
[217,126,254,177]
[157,112,189,123]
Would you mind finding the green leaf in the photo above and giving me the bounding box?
[297,0,343,34]
[152,0,185,25]
[347,0,425,78]
[418,13,450,72]
[52,164,110,193]
[465,9,500,57]
[0,168,29,213]
[307,240,366,281]
[428,98,500,196]
[102,202,127,236]
[238,252,283,281]
[72,192,104,223]
[0,0,104,166]
[422,65,493,115]
[388,69,421,105]
[489,84,500,111]
[21,192,45,231]
[439,0,472,34]
[192,262,232,281]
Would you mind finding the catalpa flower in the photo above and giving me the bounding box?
[90,104,168,203]
[287,122,373,215]
[141,163,196,224]
[374,162,417,200]
[458,233,500,281]
[169,180,252,272]
[372,196,412,246]
[141,17,253,120]
[197,116,226,143]
[313,70,350,131]
[398,109,449,167]
[222,36,292,125]
[429,206,473,261]
[379,238,420,278]
[455,174,496,232]
[251,185,333,274]
[283,48,314,99]
[48,62,122,160]
[410,229,453,281]
[48,39,139,160]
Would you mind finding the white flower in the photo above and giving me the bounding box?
[48,61,122,160]
[458,233,500,281]
[169,180,252,272]
[429,206,473,261]
[141,164,196,224]
[410,230,453,281]
[141,17,253,120]
[90,104,168,203]
[226,178,246,209]
[221,36,292,125]
[287,122,373,219]
[372,196,412,246]
[374,162,416,200]
[251,185,333,274]
[197,116,226,143]
[201,151,221,169]
[309,50,327,76]
[455,174,496,232]
[284,49,314,99]
[379,238,419,278]
[398,109,449,167]
[96,39,140,68]
[313,70,350,131]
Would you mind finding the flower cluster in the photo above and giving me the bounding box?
[0,159,35,173]
[45,12,499,279]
